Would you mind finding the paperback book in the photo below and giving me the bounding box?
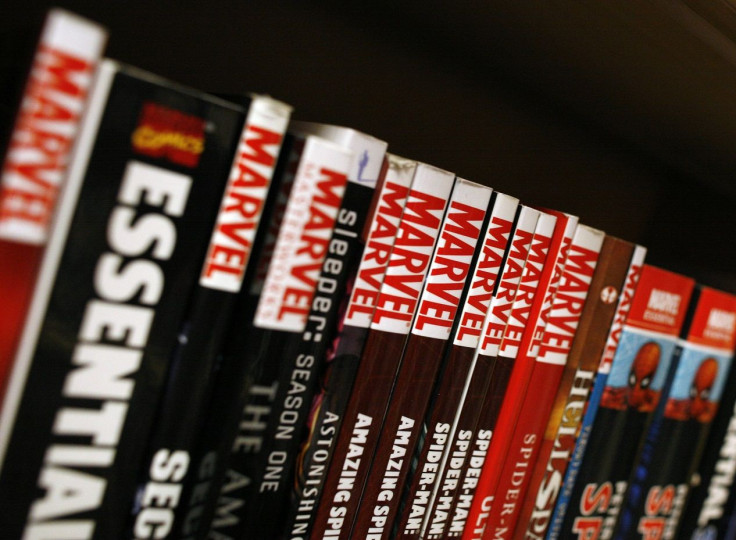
[0,8,107,403]
[463,210,574,540]
[395,192,519,540]
[614,286,736,540]
[516,236,639,540]
[443,205,541,538]
[310,162,455,540]
[284,153,416,540]
[546,245,648,539]
[227,122,388,539]
[553,264,695,540]
[127,94,292,538]
[482,223,605,540]
[350,178,493,539]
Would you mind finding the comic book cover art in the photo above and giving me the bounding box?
[614,286,736,540]
[600,334,675,414]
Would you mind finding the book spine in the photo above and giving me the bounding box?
[516,236,636,540]
[677,348,736,539]
[176,134,304,539]
[128,95,291,538]
[547,245,647,539]
[555,265,695,540]
[199,135,352,539]
[483,224,605,539]
[230,127,387,539]
[0,9,107,403]
[443,205,540,538]
[395,192,519,540]
[310,163,455,540]
[462,210,569,540]
[0,60,250,538]
[614,287,736,540]
[283,154,415,540]
[350,179,493,540]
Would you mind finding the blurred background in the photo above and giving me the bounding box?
[4,0,736,289]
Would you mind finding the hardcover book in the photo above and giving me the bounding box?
[0,59,250,539]
[614,286,736,540]
[0,8,107,404]
[284,153,415,540]
[516,236,638,540]
[482,223,605,540]
[350,178,493,540]
[553,264,695,540]
[310,162,455,540]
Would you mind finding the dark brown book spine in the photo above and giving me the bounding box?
[310,163,455,540]
[350,179,493,540]
[394,192,519,540]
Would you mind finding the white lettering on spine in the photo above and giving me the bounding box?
[25,161,192,537]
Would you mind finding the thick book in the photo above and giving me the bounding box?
[678,332,736,539]
[127,94,292,538]
[516,236,638,540]
[614,286,736,540]
[350,178,494,540]
[310,162,455,540]
[221,122,388,539]
[547,245,648,539]
[442,205,541,538]
[483,223,605,540]
[0,9,107,404]
[284,153,416,540]
[463,210,576,540]
[185,133,353,539]
[394,192,519,540]
[0,59,250,539]
[553,265,695,540]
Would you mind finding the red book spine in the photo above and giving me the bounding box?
[462,210,576,540]
[443,205,541,538]
[394,192,519,540]
[0,10,106,402]
[515,237,638,539]
[310,163,455,540]
[350,179,493,540]
[483,224,605,539]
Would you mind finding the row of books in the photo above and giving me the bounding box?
[1,8,736,540]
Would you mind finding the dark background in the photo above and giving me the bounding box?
[5,0,736,289]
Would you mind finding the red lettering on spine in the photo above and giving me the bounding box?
[278,167,346,321]
[372,187,444,325]
[415,201,483,331]
[1,45,94,228]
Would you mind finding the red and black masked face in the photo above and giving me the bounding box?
[690,357,718,421]
[627,341,661,411]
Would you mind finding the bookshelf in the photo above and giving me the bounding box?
[6,0,736,287]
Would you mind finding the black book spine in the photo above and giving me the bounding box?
[0,60,248,539]
[232,129,386,539]
[127,96,291,539]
